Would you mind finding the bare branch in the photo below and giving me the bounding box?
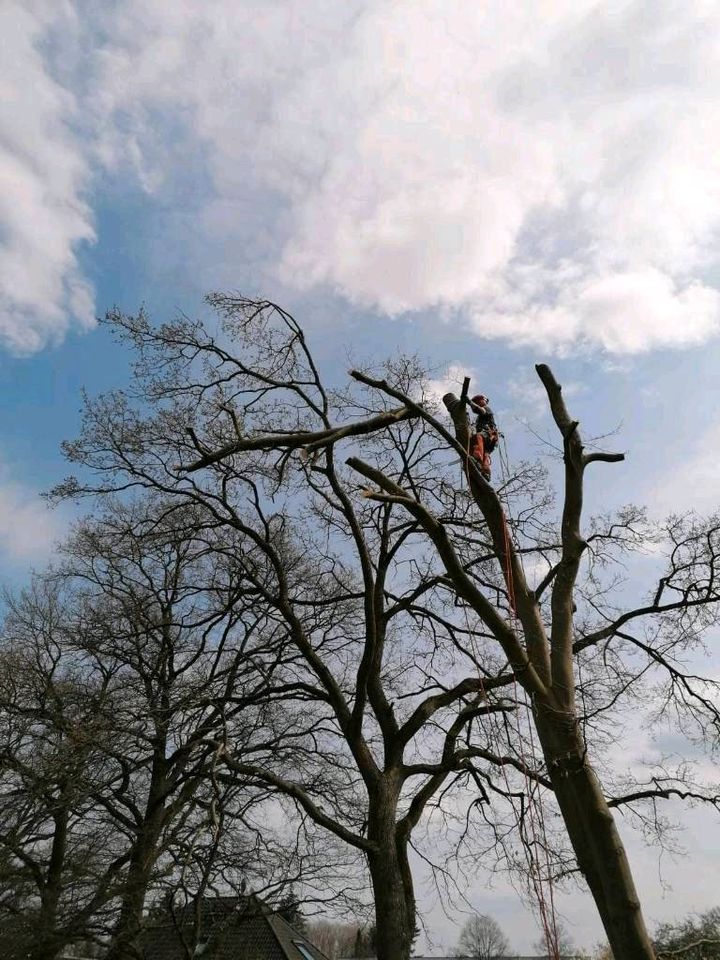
[180,407,414,472]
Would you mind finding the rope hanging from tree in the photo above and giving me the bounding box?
[460,408,560,959]
[497,435,560,960]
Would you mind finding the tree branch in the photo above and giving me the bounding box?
[180,407,414,472]
[347,456,548,698]
[442,391,552,688]
[220,758,374,853]
[535,363,624,707]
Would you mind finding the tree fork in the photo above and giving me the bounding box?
[432,369,653,959]
[343,369,655,958]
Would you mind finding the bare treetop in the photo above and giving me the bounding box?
[49,295,720,960]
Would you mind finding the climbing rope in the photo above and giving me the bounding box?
[466,610,559,958]
[497,436,560,960]
[457,395,560,954]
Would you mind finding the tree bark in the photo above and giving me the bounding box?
[534,707,656,960]
[106,756,168,960]
[366,777,416,960]
[105,818,164,960]
[434,381,656,959]
[30,798,70,960]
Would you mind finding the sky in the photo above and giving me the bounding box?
[2,0,720,952]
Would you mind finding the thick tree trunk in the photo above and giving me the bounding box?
[105,827,162,960]
[441,384,654,956]
[366,779,416,960]
[105,854,154,959]
[106,781,167,960]
[30,801,70,960]
[368,850,415,960]
[534,709,656,960]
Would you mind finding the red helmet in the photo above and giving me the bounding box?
[472,394,489,405]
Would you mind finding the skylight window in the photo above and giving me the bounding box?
[293,943,316,960]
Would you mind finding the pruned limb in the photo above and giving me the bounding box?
[535,363,624,706]
[584,450,625,465]
[180,407,414,472]
[442,391,552,687]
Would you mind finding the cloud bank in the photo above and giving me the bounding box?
[1,2,95,354]
[5,1,720,353]
[0,468,64,562]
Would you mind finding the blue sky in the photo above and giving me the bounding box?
[3,0,720,951]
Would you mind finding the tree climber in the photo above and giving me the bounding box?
[467,393,499,481]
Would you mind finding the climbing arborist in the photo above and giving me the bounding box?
[467,393,499,481]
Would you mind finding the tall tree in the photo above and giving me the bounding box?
[349,370,720,960]
[60,499,302,960]
[0,581,129,960]
[1,498,310,960]
[453,913,510,959]
[53,296,720,960]
[55,303,524,959]
[653,907,720,959]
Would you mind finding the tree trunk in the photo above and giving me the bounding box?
[534,709,656,960]
[105,847,155,960]
[30,800,70,960]
[366,779,416,960]
[368,848,415,960]
[27,934,63,960]
[105,831,162,960]
[106,796,166,960]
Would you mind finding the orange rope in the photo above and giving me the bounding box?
[498,445,560,959]
[462,400,560,955]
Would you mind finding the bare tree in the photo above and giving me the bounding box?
[61,498,314,960]
[534,920,578,957]
[453,913,510,958]
[52,296,720,960]
[653,907,720,959]
[53,303,527,959]
[0,580,128,960]
[364,372,720,960]
[0,496,318,960]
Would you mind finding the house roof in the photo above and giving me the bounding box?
[141,896,329,960]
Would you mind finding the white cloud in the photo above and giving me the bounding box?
[0,2,95,354]
[7,1,720,354]
[0,473,64,562]
[506,371,584,414]
[425,363,478,406]
[256,0,720,353]
[470,268,720,354]
[650,419,720,515]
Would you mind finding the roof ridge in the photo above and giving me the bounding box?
[266,910,330,960]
